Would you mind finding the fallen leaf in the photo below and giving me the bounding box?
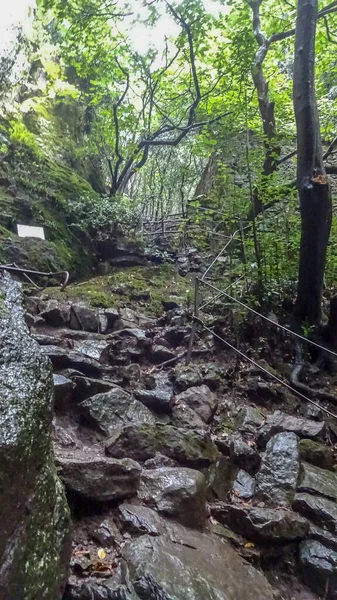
[244,542,255,549]
[97,548,106,560]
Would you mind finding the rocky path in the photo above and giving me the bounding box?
[24,291,337,599]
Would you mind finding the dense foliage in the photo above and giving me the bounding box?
[1,0,337,319]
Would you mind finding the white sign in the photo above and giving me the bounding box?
[17,224,45,240]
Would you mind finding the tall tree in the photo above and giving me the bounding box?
[293,0,332,324]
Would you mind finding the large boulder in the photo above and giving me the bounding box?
[293,492,337,532]
[105,423,219,468]
[78,388,156,436]
[255,431,300,506]
[56,450,141,502]
[211,504,309,542]
[0,275,71,600]
[257,410,325,447]
[138,467,207,529]
[299,540,337,598]
[121,523,275,600]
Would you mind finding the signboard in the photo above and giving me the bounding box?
[17,224,45,240]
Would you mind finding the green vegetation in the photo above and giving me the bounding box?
[43,264,192,316]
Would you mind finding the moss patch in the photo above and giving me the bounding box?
[42,264,192,316]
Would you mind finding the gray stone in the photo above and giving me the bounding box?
[255,431,300,506]
[235,405,265,434]
[134,388,173,413]
[298,438,334,470]
[298,462,337,502]
[0,275,70,600]
[104,307,120,329]
[150,344,176,363]
[138,467,207,528]
[41,345,103,378]
[208,455,233,500]
[230,433,261,474]
[105,423,219,468]
[175,385,218,423]
[308,523,337,551]
[56,451,141,501]
[118,504,163,536]
[122,525,274,600]
[173,365,203,392]
[78,388,156,436]
[232,470,255,499]
[293,492,337,532]
[71,376,117,402]
[53,373,74,410]
[69,304,99,332]
[211,503,309,542]
[171,401,206,429]
[91,519,123,546]
[258,410,325,447]
[299,540,337,597]
[40,300,71,327]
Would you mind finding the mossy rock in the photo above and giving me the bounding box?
[0,274,71,599]
[298,439,334,471]
[42,264,191,317]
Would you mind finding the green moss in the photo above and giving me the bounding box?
[298,438,334,471]
[43,264,191,316]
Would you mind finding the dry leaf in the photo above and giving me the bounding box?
[97,548,106,560]
[244,542,255,549]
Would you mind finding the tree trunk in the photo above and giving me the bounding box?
[293,0,332,324]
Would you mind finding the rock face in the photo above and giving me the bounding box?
[122,521,275,600]
[0,275,71,600]
[257,410,325,446]
[298,462,337,502]
[299,540,337,597]
[255,431,300,506]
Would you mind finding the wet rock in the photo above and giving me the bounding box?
[150,344,176,363]
[118,504,163,536]
[229,433,261,474]
[258,410,325,447]
[255,431,300,506]
[293,492,337,532]
[0,275,71,600]
[41,345,103,378]
[171,401,206,429]
[164,325,188,346]
[211,504,309,542]
[232,470,255,499]
[175,385,218,423]
[53,373,74,410]
[118,328,148,341]
[235,405,265,434]
[114,308,155,331]
[308,523,337,551]
[138,467,207,529]
[298,439,334,471]
[69,304,99,332]
[78,388,156,436]
[299,540,337,598]
[134,388,173,413]
[104,307,120,330]
[144,453,177,469]
[173,365,203,392]
[73,338,108,361]
[64,570,136,600]
[105,423,219,468]
[40,300,71,327]
[91,519,123,546]
[122,525,274,600]
[71,376,117,403]
[98,311,109,333]
[298,462,337,501]
[208,454,233,500]
[56,452,141,501]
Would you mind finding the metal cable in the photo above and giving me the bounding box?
[194,316,337,420]
[199,278,337,359]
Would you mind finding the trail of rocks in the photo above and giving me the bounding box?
[25,292,337,599]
